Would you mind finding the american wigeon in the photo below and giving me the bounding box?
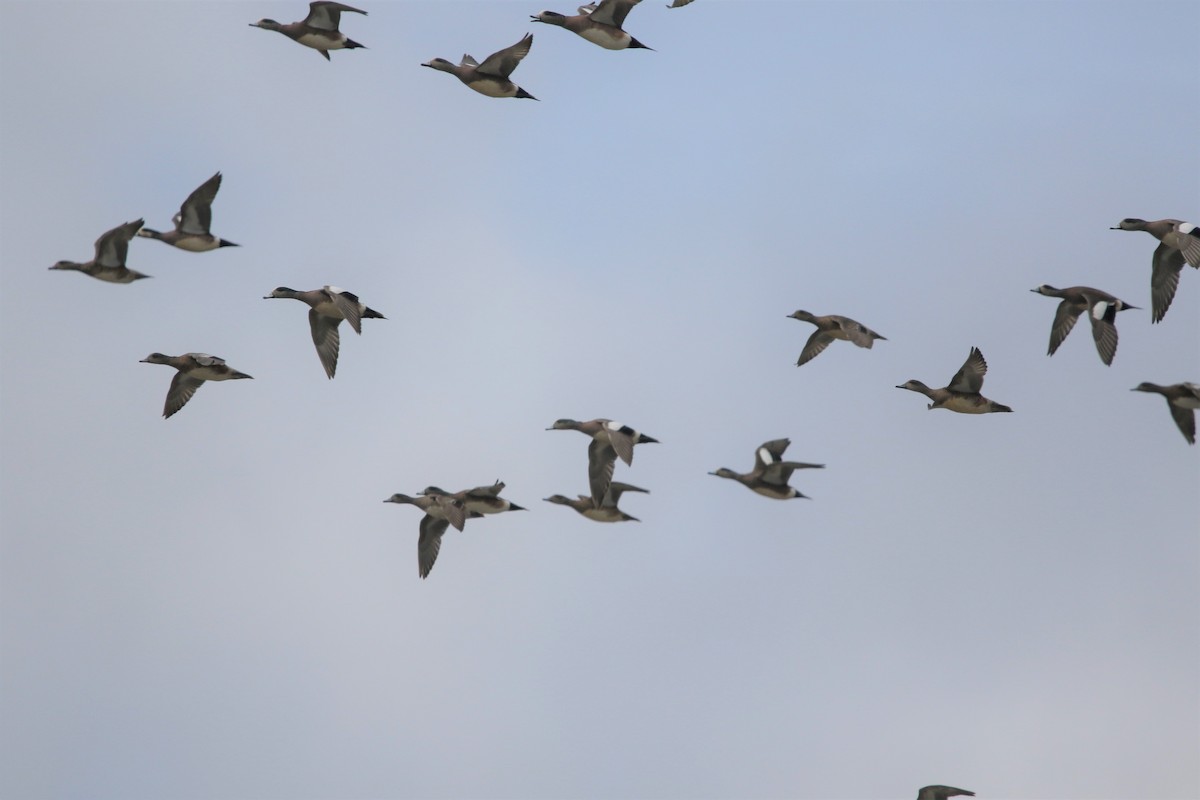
[139,352,252,418]
[548,418,659,504]
[532,0,651,50]
[1131,382,1200,445]
[263,286,385,379]
[422,33,537,99]
[49,219,150,283]
[708,438,824,500]
[1030,284,1138,365]
[384,492,470,579]
[419,481,525,515]
[1111,218,1200,323]
[544,481,648,522]
[250,1,366,60]
[897,347,1013,413]
[138,172,238,252]
[788,310,886,366]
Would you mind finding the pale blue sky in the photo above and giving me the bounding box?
[1,2,1197,799]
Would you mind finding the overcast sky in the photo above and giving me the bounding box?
[1,1,1197,799]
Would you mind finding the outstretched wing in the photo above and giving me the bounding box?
[176,172,222,235]
[1085,299,1119,366]
[1150,242,1184,323]
[476,33,533,78]
[587,438,618,506]
[1169,402,1197,445]
[304,1,367,30]
[163,373,204,418]
[94,219,144,267]
[327,287,364,334]
[589,0,641,28]
[1175,221,1200,268]
[766,460,825,486]
[1046,299,1083,356]
[796,330,834,366]
[604,423,638,467]
[602,482,648,507]
[308,309,342,379]
[753,439,790,473]
[417,515,449,579]
[948,347,987,393]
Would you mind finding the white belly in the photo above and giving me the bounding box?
[941,395,989,414]
[173,236,218,252]
[469,78,516,98]
[297,31,344,50]
[579,26,630,49]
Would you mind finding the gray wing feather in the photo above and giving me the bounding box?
[177,172,221,235]
[834,316,884,348]
[464,481,505,498]
[1169,402,1197,444]
[797,331,834,366]
[94,219,143,267]
[587,438,618,505]
[1047,299,1083,356]
[417,515,449,578]
[603,481,648,506]
[605,426,636,467]
[476,34,533,78]
[1086,301,1119,366]
[590,0,640,27]
[164,373,203,418]
[439,498,468,532]
[948,348,987,393]
[1177,223,1200,268]
[305,1,366,30]
[763,460,823,486]
[309,309,342,379]
[753,439,790,472]
[328,289,363,334]
[1151,242,1184,323]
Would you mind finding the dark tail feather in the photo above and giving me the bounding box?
[344,38,365,50]
[363,307,386,320]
